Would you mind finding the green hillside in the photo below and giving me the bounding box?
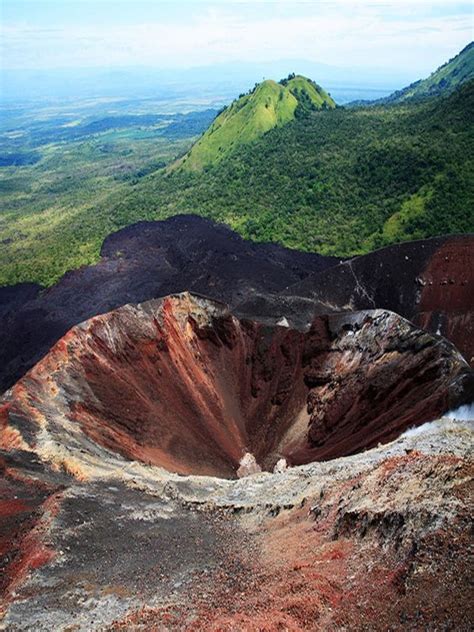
[107,80,473,257]
[0,76,472,287]
[180,75,335,171]
[386,41,474,102]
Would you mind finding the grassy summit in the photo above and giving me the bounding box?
[1,80,472,286]
[180,75,335,171]
[111,80,473,257]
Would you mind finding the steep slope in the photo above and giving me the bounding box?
[0,215,338,393]
[284,74,335,113]
[91,81,473,273]
[238,233,474,366]
[381,41,474,103]
[180,75,335,170]
[1,293,473,629]
[2,80,473,287]
[0,217,472,394]
[1,293,472,478]
[1,414,473,630]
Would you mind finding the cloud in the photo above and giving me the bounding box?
[1,1,472,72]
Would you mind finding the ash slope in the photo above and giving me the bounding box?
[238,233,474,364]
[1,216,473,395]
[1,404,473,629]
[0,215,338,394]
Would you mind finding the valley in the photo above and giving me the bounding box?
[0,97,219,285]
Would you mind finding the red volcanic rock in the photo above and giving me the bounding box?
[0,453,62,606]
[0,215,338,394]
[416,238,474,366]
[294,311,473,463]
[239,234,474,365]
[1,293,472,478]
[1,217,472,397]
[418,239,474,312]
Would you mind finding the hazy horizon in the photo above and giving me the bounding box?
[2,1,473,106]
[2,1,472,73]
[2,46,472,106]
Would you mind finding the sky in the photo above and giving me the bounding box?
[1,0,473,74]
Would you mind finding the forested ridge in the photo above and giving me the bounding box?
[111,80,474,256]
[1,80,473,286]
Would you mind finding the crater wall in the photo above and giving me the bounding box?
[2,293,472,478]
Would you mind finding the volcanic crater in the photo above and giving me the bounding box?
[3,292,472,480]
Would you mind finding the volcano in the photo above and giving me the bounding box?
[0,216,473,398]
[1,219,473,630]
[1,292,473,629]
[2,293,472,479]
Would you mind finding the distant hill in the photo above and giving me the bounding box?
[371,42,474,105]
[179,74,335,171]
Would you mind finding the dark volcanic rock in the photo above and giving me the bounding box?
[0,217,472,394]
[0,283,41,320]
[0,215,338,394]
[236,233,474,365]
[0,292,473,630]
[2,293,472,478]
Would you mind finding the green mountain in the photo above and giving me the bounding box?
[385,41,474,103]
[106,80,473,258]
[1,63,473,287]
[179,75,335,171]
